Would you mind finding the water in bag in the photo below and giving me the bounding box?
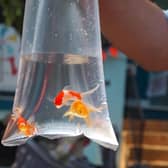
[1,0,118,150]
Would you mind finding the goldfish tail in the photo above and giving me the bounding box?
[63,111,75,122]
[11,113,17,121]
[63,111,70,117]
[88,102,107,113]
[69,115,74,121]
[11,107,24,120]
[28,115,35,123]
[47,97,55,103]
[81,84,100,97]
[98,102,108,112]
[31,123,38,136]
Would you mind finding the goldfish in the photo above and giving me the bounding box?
[17,116,36,137]
[53,84,100,109]
[63,100,106,126]
[12,107,36,137]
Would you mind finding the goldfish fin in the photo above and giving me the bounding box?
[47,97,55,104]
[11,107,24,120]
[88,102,107,113]
[28,115,35,123]
[14,107,23,115]
[63,111,73,117]
[81,84,100,97]
[69,115,74,121]
[63,111,75,121]
[11,113,18,121]
[97,102,108,112]
[31,124,38,135]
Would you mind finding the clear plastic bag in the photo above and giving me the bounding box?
[2,0,118,150]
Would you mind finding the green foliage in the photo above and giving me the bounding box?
[0,0,25,32]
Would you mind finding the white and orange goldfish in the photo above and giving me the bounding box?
[63,100,106,126]
[53,84,99,109]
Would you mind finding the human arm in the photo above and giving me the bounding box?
[99,0,168,71]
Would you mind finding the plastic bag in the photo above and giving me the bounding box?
[2,0,118,150]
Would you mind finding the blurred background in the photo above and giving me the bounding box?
[0,0,168,168]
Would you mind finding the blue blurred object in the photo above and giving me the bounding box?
[0,99,13,110]
[103,52,127,131]
[0,92,14,120]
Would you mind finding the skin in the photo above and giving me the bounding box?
[99,0,168,71]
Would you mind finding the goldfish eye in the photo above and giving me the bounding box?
[54,91,64,106]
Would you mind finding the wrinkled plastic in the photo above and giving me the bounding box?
[2,0,118,150]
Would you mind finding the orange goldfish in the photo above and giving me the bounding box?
[12,107,36,137]
[17,116,36,137]
[53,84,99,109]
[63,100,106,126]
